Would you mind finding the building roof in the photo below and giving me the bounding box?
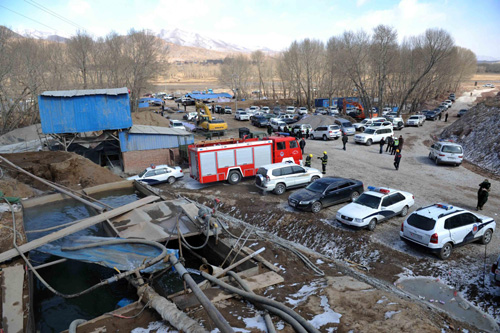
[186,93,233,100]
[41,87,129,97]
[128,124,191,136]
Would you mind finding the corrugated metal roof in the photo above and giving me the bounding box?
[187,93,233,100]
[41,87,129,97]
[128,124,191,136]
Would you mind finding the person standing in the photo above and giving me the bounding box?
[305,154,312,167]
[392,137,399,155]
[342,132,348,151]
[379,137,385,154]
[445,112,449,122]
[299,138,306,154]
[398,135,404,152]
[477,179,491,210]
[394,150,402,170]
[317,151,328,174]
[305,128,310,139]
[438,112,442,121]
[386,136,393,153]
[267,124,273,135]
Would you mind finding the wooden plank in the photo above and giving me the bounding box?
[0,195,159,263]
[173,271,284,310]
[240,246,280,273]
[1,265,24,333]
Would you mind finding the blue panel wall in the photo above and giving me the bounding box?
[39,94,132,134]
[118,132,195,152]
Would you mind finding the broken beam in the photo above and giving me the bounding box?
[0,195,159,263]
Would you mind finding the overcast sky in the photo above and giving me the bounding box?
[1,0,499,59]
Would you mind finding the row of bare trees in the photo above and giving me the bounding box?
[0,27,168,134]
[218,26,477,114]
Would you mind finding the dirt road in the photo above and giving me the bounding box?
[160,88,500,323]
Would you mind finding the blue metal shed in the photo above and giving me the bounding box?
[119,125,194,152]
[39,87,132,134]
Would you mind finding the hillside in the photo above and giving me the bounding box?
[440,92,500,175]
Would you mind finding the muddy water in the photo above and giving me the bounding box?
[23,190,140,333]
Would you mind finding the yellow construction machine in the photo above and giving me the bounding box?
[195,102,227,136]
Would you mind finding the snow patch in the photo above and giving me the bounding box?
[384,310,401,319]
[132,321,175,332]
[310,295,342,328]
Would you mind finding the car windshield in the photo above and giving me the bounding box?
[407,214,436,231]
[355,193,381,209]
[306,181,330,193]
[442,145,462,153]
[410,116,419,120]
[364,129,376,134]
[138,169,148,177]
[360,119,368,124]
[344,121,353,127]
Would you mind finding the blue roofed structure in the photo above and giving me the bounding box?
[38,87,132,134]
[186,92,233,100]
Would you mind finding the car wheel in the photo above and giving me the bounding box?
[311,201,322,213]
[350,191,360,201]
[366,139,372,146]
[273,183,286,195]
[367,218,377,231]
[311,176,320,182]
[323,134,327,141]
[310,134,315,140]
[360,127,365,132]
[438,243,453,260]
[435,157,440,166]
[167,176,175,184]
[480,229,493,245]
[227,171,242,185]
[400,205,409,217]
[428,152,432,160]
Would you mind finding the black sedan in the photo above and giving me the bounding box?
[425,111,438,120]
[457,109,467,117]
[288,177,364,213]
[251,116,270,127]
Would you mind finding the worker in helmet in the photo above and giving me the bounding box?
[305,154,312,167]
[317,151,328,174]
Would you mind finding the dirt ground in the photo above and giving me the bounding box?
[157,86,500,329]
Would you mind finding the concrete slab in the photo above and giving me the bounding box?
[1,265,24,333]
[326,275,372,292]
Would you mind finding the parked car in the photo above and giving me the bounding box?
[288,177,364,213]
[353,117,387,132]
[235,111,250,121]
[336,186,415,231]
[261,106,271,113]
[425,110,438,121]
[457,109,467,117]
[249,106,260,112]
[354,127,393,146]
[315,107,327,115]
[386,116,404,130]
[444,100,453,108]
[277,114,294,120]
[224,107,232,114]
[483,83,495,88]
[292,124,313,136]
[183,112,198,122]
[270,118,287,132]
[127,165,184,185]
[255,162,322,195]
[298,107,308,115]
[406,115,423,127]
[285,106,296,114]
[400,203,495,259]
[449,94,456,102]
[328,106,339,115]
[169,120,186,131]
[333,118,356,136]
[428,141,463,166]
[165,94,175,100]
[491,254,500,287]
[382,107,393,116]
[310,125,342,140]
[368,121,393,129]
[251,116,270,128]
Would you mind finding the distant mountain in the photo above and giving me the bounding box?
[46,35,69,43]
[0,26,23,39]
[477,55,500,62]
[157,28,252,53]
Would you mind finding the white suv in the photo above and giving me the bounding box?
[354,127,393,146]
[400,203,496,259]
[336,186,415,231]
[255,162,322,195]
[310,125,342,140]
[406,115,423,127]
[235,111,250,121]
[286,106,296,114]
[428,141,463,166]
[353,117,386,132]
[298,107,308,115]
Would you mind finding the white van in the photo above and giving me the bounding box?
[353,117,386,132]
[310,125,342,140]
[354,127,393,146]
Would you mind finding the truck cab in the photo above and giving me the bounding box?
[268,136,302,165]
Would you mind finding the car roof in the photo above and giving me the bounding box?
[145,164,171,171]
[436,141,462,147]
[414,204,463,219]
[317,177,358,184]
[363,187,402,198]
[259,162,300,170]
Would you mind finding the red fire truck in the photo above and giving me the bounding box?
[188,136,302,184]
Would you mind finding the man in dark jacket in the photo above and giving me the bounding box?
[341,132,348,150]
[394,150,402,170]
[267,124,273,135]
[445,112,449,122]
[305,154,312,167]
[386,136,393,153]
[305,128,310,139]
[398,135,404,151]
[299,138,306,154]
[379,137,385,154]
[477,179,491,210]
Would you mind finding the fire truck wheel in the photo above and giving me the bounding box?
[228,171,242,184]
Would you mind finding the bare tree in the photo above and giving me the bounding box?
[67,31,95,89]
[218,54,252,99]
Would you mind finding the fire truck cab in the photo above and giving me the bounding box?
[188,136,302,184]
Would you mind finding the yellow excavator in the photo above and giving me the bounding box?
[195,102,227,136]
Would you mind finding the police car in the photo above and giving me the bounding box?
[336,186,415,231]
[400,203,495,260]
[127,165,184,185]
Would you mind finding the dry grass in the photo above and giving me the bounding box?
[471,73,500,81]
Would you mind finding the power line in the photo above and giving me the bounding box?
[24,0,86,31]
[0,4,57,32]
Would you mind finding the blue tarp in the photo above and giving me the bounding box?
[37,236,178,273]
[187,93,233,100]
[139,97,163,108]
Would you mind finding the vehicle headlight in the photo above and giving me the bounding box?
[299,200,311,205]
[336,212,341,218]
[354,218,363,223]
